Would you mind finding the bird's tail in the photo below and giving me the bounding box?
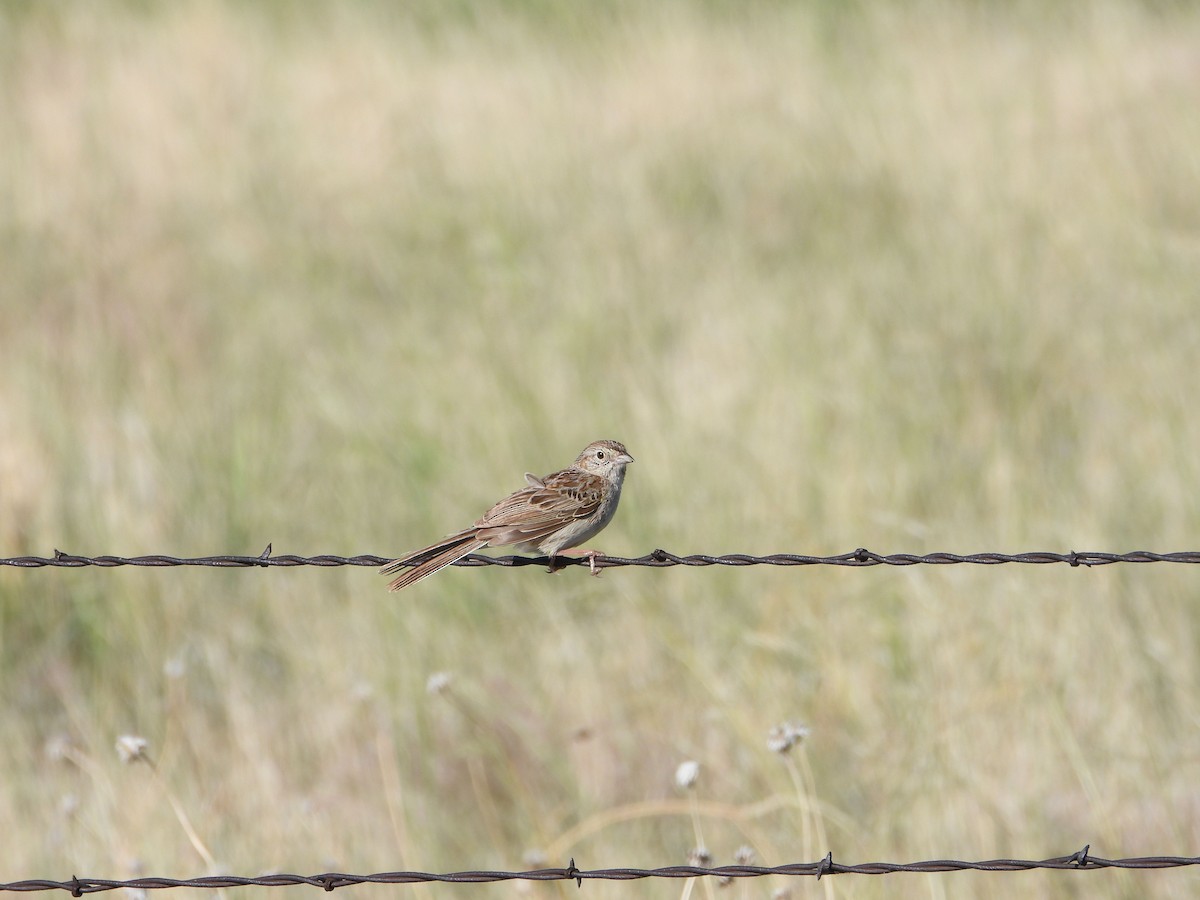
[380,533,487,591]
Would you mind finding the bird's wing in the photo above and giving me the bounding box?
[474,468,605,547]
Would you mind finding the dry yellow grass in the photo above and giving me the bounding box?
[2,3,1199,898]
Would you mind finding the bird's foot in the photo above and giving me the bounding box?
[545,549,605,576]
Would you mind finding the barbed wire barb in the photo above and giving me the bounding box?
[4,548,1200,571]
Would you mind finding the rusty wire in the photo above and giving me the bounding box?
[3,848,1199,894]
[3,546,1200,571]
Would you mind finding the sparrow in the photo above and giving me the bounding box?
[381,439,634,591]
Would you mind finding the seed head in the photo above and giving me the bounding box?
[115,734,149,764]
[767,722,810,755]
[674,760,700,790]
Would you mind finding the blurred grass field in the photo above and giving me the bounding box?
[2,2,1200,897]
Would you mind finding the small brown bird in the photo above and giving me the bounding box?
[380,439,634,591]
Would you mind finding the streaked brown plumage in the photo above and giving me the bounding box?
[380,440,634,591]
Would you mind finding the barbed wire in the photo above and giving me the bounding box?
[4,848,1198,894]
[3,546,1200,571]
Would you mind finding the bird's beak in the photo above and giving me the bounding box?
[619,452,634,464]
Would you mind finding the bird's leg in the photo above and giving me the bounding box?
[545,549,604,576]
[583,549,601,576]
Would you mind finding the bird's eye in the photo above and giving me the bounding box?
[596,450,605,460]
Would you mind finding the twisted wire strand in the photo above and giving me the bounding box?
[3,848,1198,893]
[3,546,1200,570]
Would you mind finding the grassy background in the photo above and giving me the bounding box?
[2,2,1199,898]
